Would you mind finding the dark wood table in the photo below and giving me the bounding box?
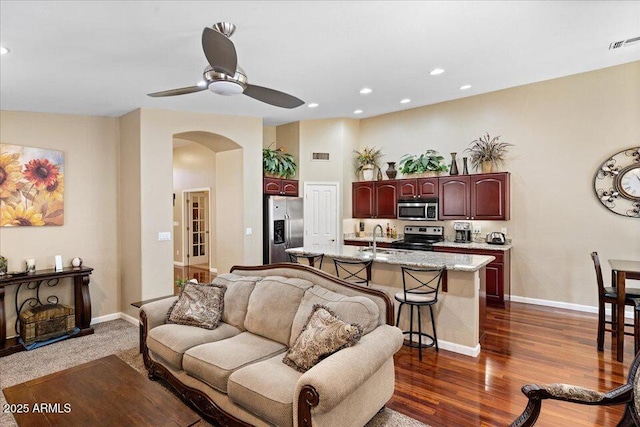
[610,259,640,362]
[3,354,200,427]
[0,267,94,357]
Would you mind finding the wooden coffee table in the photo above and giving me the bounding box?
[3,355,200,426]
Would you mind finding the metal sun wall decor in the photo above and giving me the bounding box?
[593,146,640,218]
[0,143,65,226]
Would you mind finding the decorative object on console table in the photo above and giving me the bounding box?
[54,255,63,272]
[593,146,640,218]
[71,257,83,268]
[0,255,7,274]
[386,161,397,179]
[398,150,448,178]
[353,146,383,181]
[0,143,65,227]
[465,133,513,174]
[449,152,459,175]
[26,258,36,273]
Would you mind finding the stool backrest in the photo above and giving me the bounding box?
[333,259,373,286]
[401,266,445,302]
[289,253,324,269]
[591,252,606,296]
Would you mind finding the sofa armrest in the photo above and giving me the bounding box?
[139,296,178,331]
[294,324,403,415]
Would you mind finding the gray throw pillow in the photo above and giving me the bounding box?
[283,304,362,372]
[167,283,226,330]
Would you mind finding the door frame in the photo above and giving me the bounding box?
[181,188,212,271]
[303,181,341,247]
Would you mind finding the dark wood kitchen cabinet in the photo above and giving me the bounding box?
[434,246,511,307]
[352,181,398,219]
[397,178,439,199]
[439,172,510,220]
[263,177,299,196]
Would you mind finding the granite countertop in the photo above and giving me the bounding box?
[286,244,494,272]
[433,241,513,251]
[343,235,399,244]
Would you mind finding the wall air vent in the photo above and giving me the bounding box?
[312,152,330,161]
[609,36,640,50]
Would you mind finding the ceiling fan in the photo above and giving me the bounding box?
[147,22,304,109]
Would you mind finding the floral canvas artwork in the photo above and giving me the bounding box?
[0,143,64,226]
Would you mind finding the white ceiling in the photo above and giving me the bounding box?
[1,1,639,126]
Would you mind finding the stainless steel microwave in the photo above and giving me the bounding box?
[397,198,439,221]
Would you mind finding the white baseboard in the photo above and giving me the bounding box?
[119,312,139,325]
[173,261,185,267]
[405,336,481,358]
[510,295,635,319]
[91,312,138,326]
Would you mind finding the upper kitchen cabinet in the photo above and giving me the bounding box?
[397,178,439,199]
[439,172,510,220]
[352,181,398,219]
[263,177,299,196]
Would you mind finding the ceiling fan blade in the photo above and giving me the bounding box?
[243,84,304,109]
[147,86,207,97]
[202,27,238,76]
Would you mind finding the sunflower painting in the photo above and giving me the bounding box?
[0,143,64,226]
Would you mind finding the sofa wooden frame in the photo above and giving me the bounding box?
[141,262,395,427]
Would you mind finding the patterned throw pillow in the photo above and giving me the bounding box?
[283,304,362,372]
[167,283,226,330]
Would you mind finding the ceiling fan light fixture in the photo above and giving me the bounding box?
[208,80,244,96]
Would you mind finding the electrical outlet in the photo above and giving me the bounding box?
[176,250,179,256]
[473,225,482,234]
[501,227,508,235]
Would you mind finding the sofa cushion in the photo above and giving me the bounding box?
[213,273,262,330]
[289,285,380,346]
[228,354,302,427]
[167,282,226,329]
[183,332,287,393]
[147,323,241,370]
[244,276,313,345]
[283,305,362,372]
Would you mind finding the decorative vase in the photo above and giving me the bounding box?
[362,167,375,181]
[481,161,494,174]
[386,162,397,179]
[449,153,459,175]
[377,168,383,181]
[462,157,469,175]
[0,255,6,274]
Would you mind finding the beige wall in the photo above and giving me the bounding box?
[119,109,263,318]
[263,125,276,148]
[358,62,640,307]
[172,141,217,268]
[275,122,300,179]
[0,111,120,337]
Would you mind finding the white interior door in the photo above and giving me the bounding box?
[304,182,339,249]
[186,191,209,265]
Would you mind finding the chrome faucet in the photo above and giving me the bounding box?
[372,224,384,255]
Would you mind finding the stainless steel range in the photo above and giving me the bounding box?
[391,225,444,251]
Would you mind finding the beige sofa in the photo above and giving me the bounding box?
[140,263,403,427]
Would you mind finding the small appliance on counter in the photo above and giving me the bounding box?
[453,221,472,243]
[486,232,506,245]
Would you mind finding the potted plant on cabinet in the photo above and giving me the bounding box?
[263,143,297,178]
[398,149,448,177]
[353,147,383,181]
[465,133,513,173]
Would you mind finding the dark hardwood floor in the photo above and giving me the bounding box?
[389,302,631,426]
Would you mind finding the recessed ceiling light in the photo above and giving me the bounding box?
[430,68,445,75]
[0,46,10,55]
[400,98,411,104]
[460,84,472,90]
[308,103,319,108]
[359,88,372,95]
[354,109,363,114]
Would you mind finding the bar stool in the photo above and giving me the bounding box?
[395,266,445,360]
[288,253,324,269]
[333,259,373,286]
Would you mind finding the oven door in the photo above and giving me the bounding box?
[398,202,432,220]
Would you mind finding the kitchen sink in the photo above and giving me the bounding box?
[359,247,397,255]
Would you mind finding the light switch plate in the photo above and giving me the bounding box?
[501,227,508,235]
[245,228,253,236]
[158,232,171,241]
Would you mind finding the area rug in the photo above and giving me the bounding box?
[1,319,429,427]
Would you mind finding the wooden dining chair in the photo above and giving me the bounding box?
[592,251,640,351]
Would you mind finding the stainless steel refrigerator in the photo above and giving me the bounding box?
[263,196,304,264]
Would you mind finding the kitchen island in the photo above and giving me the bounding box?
[286,244,494,357]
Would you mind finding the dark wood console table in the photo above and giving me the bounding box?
[0,266,94,357]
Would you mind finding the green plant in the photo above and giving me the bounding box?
[398,150,448,174]
[263,143,297,178]
[353,147,383,172]
[175,278,190,289]
[465,133,513,170]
